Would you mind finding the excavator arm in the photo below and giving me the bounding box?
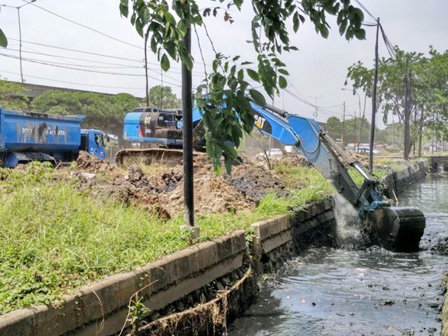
[248,100,425,252]
[249,101,385,214]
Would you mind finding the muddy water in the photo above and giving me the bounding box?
[228,174,448,336]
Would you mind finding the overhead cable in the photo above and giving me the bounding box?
[19,0,142,50]
[0,53,183,87]
[0,68,145,90]
[354,0,377,22]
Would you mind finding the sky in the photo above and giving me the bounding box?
[0,0,447,128]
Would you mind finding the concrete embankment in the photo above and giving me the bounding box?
[0,161,430,336]
[381,160,428,199]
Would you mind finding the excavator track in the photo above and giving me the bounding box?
[115,148,207,168]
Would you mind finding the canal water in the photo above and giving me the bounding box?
[228,174,448,336]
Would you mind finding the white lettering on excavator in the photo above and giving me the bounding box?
[254,114,266,129]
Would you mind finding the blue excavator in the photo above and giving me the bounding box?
[115,100,425,252]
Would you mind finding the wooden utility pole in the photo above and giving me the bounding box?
[369,17,380,173]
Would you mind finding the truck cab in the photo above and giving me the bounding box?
[80,129,106,161]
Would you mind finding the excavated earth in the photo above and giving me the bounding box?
[71,151,295,220]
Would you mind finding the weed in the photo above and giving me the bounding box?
[0,164,335,314]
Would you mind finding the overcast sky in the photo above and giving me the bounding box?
[0,0,446,127]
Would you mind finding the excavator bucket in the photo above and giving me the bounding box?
[115,148,208,168]
[365,206,426,252]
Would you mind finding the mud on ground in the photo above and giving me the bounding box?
[69,151,302,220]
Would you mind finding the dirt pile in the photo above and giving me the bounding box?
[76,151,114,173]
[70,151,293,219]
[225,165,289,200]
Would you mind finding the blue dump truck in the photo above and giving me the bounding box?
[0,108,106,167]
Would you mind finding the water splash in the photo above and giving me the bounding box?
[331,194,367,249]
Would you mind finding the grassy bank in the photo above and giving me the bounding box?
[0,162,334,314]
[0,156,421,314]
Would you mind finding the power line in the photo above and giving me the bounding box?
[284,88,342,117]
[0,68,145,90]
[0,53,184,87]
[7,38,206,76]
[2,49,142,69]
[17,0,143,50]
[379,24,397,59]
[354,0,376,22]
[4,47,143,68]
[8,38,144,62]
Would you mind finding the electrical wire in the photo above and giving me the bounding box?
[0,53,184,87]
[0,68,145,90]
[354,0,377,22]
[18,0,143,50]
[379,24,397,59]
[3,47,144,68]
[7,38,206,76]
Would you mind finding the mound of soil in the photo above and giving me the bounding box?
[225,165,289,201]
[76,151,114,173]
[72,151,292,219]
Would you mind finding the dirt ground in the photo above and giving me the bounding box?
[71,151,298,220]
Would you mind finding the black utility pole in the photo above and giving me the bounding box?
[404,66,412,160]
[369,17,380,173]
[341,101,346,145]
[181,27,198,238]
[1,0,35,83]
[144,33,149,106]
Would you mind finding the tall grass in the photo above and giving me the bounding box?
[0,164,191,313]
[0,163,332,314]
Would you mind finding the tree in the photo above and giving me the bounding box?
[346,46,448,158]
[120,0,366,172]
[325,116,343,141]
[0,79,30,110]
[31,90,139,147]
[148,85,181,109]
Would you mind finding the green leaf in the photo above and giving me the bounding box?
[249,89,266,106]
[224,156,232,174]
[136,20,143,37]
[177,20,188,36]
[161,54,170,71]
[279,76,287,89]
[339,18,348,35]
[293,12,300,32]
[278,68,289,75]
[0,29,7,48]
[354,29,366,40]
[246,69,260,82]
[119,0,129,17]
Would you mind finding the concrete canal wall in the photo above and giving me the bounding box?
[382,160,428,198]
[0,160,430,336]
